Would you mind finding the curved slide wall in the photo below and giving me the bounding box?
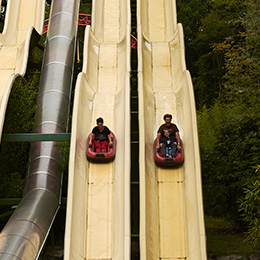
[0,0,45,141]
[137,0,207,259]
[64,0,131,259]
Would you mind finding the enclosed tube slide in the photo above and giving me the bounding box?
[0,0,79,259]
[0,0,45,142]
[64,0,131,259]
[137,0,207,259]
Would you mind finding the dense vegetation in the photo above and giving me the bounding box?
[177,0,260,245]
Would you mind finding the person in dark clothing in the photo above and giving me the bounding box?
[156,113,181,152]
[160,129,177,157]
[89,117,113,152]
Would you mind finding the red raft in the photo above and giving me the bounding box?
[86,132,116,163]
[154,138,184,167]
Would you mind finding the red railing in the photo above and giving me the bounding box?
[43,14,137,48]
[43,19,49,34]
[131,34,137,49]
[78,13,92,26]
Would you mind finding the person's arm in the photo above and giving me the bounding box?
[89,133,95,145]
[159,136,164,147]
[105,127,113,145]
[171,135,177,145]
[156,132,161,149]
[108,133,112,145]
[176,132,181,148]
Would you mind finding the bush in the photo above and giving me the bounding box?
[0,73,40,198]
[239,166,260,246]
[198,98,260,221]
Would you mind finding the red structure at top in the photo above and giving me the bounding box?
[43,13,91,34]
[43,14,137,48]
[78,13,92,26]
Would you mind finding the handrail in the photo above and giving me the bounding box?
[2,133,71,142]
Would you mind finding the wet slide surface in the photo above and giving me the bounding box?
[0,0,45,140]
[64,0,131,259]
[137,0,207,259]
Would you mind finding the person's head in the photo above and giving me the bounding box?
[164,129,170,137]
[96,117,104,129]
[163,114,172,125]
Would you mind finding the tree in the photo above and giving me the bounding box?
[178,0,249,108]
[212,0,260,103]
[198,98,260,220]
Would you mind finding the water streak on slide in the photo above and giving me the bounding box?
[0,0,45,142]
[0,0,79,258]
[137,0,207,259]
[64,0,131,259]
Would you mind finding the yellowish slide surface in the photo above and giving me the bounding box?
[0,0,45,140]
[137,0,207,259]
[64,0,131,259]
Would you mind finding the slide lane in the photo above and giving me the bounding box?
[137,0,207,259]
[64,0,131,259]
[0,0,45,141]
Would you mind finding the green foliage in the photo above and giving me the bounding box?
[213,34,260,102]
[80,1,92,14]
[205,215,236,231]
[0,74,40,198]
[198,98,260,219]
[176,0,209,83]
[55,141,70,198]
[0,172,25,198]
[178,0,251,108]
[205,216,256,257]
[197,105,219,154]
[193,0,260,233]
[3,74,39,134]
[177,0,209,47]
[56,141,70,172]
[239,166,260,247]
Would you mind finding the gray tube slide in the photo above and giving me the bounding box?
[0,0,79,259]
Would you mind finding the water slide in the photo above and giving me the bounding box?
[0,0,79,258]
[0,0,206,259]
[0,0,45,142]
[137,0,207,259]
[64,0,131,259]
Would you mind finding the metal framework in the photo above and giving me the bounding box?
[131,33,137,49]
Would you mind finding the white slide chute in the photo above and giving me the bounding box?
[64,0,131,259]
[137,0,207,259]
